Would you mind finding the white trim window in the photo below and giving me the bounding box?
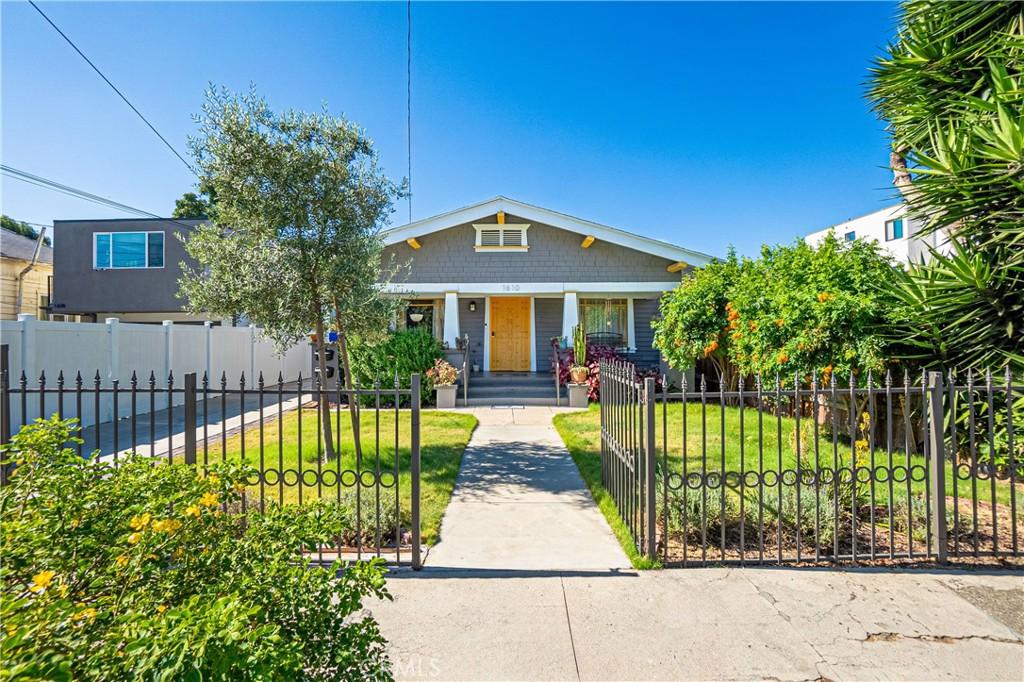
[579,298,628,346]
[472,224,530,252]
[94,231,165,269]
[884,218,904,241]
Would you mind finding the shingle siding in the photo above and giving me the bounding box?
[458,297,485,370]
[534,298,564,374]
[632,297,662,368]
[385,214,676,285]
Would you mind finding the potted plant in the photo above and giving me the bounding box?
[427,358,459,408]
[568,324,589,408]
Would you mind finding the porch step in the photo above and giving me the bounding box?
[464,372,560,406]
[464,396,560,407]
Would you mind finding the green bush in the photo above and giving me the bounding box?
[349,329,443,406]
[1,417,393,681]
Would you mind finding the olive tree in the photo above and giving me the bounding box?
[179,86,404,458]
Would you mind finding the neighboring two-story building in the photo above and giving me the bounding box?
[804,203,949,264]
[48,218,215,323]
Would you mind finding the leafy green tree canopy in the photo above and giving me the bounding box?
[654,236,898,384]
[1,215,51,246]
[179,86,404,457]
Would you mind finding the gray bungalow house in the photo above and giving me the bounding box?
[381,197,713,386]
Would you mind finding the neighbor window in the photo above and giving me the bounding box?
[844,231,856,242]
[885,218,904,241]
[579,298,628,345]
[93,231,165,269]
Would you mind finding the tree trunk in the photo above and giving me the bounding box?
[334,306,363,461]
[313,318,336,460]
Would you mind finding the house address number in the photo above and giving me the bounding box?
[501,284,521,292]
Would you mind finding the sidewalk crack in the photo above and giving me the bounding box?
[559,572,582,681]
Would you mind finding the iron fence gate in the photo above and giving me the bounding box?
[599,358,1022,567]
[0,345,423,569]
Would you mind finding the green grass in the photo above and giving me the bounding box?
[185,407,477,545]
[556,403,1020,508]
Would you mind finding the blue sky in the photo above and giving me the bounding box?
[2,1,900,257]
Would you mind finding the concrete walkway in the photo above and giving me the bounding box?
[367,407,1024,681]
[424,406,629,571]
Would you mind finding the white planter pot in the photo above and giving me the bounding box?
[435,384,457,409]
[568,383,589,408]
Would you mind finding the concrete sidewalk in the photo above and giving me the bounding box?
[424,406,629,571]
[372,566,1023,681]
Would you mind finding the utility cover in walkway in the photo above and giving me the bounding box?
[426,406,629,571]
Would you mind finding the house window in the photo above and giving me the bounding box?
[885,218,904,241]
[93,231,165,269]
[579,298,628,345]
[844,231,856,242]
[472,224,530,252]
[404,299,443,338]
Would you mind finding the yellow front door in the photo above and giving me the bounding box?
[489,297,531,371]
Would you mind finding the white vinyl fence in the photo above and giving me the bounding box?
[1,315,307,428]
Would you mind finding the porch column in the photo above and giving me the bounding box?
[442,292,460,348]
[562,291,579,346]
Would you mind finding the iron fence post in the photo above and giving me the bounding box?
[927,371,948,563]
[644,376,657,562]
[411,373,422,570]
[183,372,197,466]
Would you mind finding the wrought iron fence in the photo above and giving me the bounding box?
[0,348,423,569]
[599,358,1022,566]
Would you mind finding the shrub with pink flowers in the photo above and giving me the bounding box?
[553,342,662,401]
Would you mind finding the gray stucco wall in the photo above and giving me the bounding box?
[534,298,564,374]
[385,213,677,284]
[458,297,485,370]
[52,219,203,315]
[632,297,662,368]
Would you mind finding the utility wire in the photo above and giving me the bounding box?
[1,164,199,232]
[406,0,412,224]
[27,0,197,177]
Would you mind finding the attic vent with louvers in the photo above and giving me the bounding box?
[472,223,530,252]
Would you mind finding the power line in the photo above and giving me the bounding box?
[27,0,197,177]
[1,164,199,232]
[406,0,412,224]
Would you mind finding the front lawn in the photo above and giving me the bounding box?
[555,403,1022,563]
[179,407,477,545]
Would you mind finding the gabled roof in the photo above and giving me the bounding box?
[382,196,714,266]
[1,228,53,264]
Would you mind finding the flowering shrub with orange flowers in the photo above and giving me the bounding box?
[1,416,392,681]
[655,236,899,385]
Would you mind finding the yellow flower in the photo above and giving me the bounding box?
[129,513,152,531]
[157,604,167,614]
[199,492,219,507]
[207,474,220,486]
[817,292,833,303]
[114,555,129,568]
[29,570,56,593]
[152,519,182,534]
[774,318,785,328]
[232,482,246,494]
[127,532,143,545]
[77,607,97,622]
[185,505,201,518]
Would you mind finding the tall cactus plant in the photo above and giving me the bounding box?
[572,324,587,367]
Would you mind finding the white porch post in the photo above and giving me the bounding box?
[483,297,491,372]
[626,298,636,350]
[562,291,579,346]
[529,297,537,372]
[442,292,460,348]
